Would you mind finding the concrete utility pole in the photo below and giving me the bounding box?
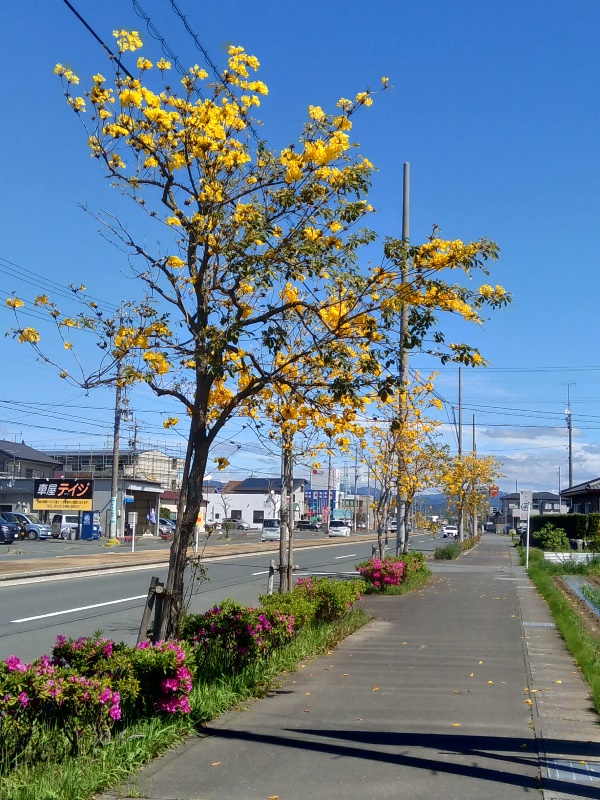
[564,383,575,488]
[279,429,294,592]
[396,162,410,556]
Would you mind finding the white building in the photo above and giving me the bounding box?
[203,477,306,528]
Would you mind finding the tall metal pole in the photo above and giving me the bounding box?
[109,363,122,539]
[353,445,359,532]
[458,367,462,456]
[326,445,332,527]
[396,162,410,555]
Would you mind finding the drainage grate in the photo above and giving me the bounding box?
[523,621,556,628]
[545,759,600,783]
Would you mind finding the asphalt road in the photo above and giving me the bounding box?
[0,532,446,663]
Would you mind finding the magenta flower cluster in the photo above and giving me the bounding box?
[182,601,295,671]
[357,556,405,589]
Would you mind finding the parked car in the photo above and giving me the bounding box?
[159,518,176,536]
[0,516,22,544]
[0,511,26,539]
[8,512,52,540]
[328,519,351,537]
[223,518,250,530]
[442,525,458,538]
[51,514,81,539]
[296,520,321,531]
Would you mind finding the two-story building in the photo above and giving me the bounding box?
[203,477,306,528]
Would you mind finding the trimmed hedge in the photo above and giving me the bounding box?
[529,514,587,540]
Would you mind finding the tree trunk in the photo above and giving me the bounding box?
[158,424,209,639]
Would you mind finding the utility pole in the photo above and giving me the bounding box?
[353,444,359,532]
[458,367,462,456]
[396,161,410,556]
[366,457,371,531]
[279,429,293,592]
[109,361,123,539]
[565,383,575,488]
[326,442,332,528]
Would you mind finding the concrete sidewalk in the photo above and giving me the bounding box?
[100,535,599,800]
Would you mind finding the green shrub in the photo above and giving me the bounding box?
[434,543,461,559]
[258,591,315,630]
[534,522,570,552]
[292,577,363,622]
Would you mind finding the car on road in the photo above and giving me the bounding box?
[261,528,281,542]
[328,519,351,537]
[223,518,250,530]
[296,520,321,531]
[8,512,52,540]
[0,516,22,544]
[442,525,458,538]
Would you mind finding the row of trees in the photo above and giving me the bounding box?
[6,31,509,636]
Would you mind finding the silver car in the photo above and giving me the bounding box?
[10,512,52,540]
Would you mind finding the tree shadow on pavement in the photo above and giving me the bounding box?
[204,726,600,798]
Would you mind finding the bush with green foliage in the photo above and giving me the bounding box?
[533,522,571,552]
[434,543,461,559]
[292,576,363,622]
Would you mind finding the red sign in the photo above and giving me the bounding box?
[489,486,499,497]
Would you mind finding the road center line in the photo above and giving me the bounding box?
[251,571,269,576]
[335,554,357,559]
[11,595,147,624]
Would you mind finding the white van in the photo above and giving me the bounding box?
[328,519,351,537]
[261,518,281,542]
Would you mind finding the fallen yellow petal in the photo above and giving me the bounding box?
[478,661,483,665]
[555,680,562,684]
[372,687,379,691]
[451,723,461,727]
[267,796,279,800]
[469,673,474,678]
[487,681,493,685]
[305,692,310,696]
[525,699,532,705]
[341,673,349,676]
[579,761,586,764]
[520,744,528,749]
[212,761,221,766]
[402,642,408,645]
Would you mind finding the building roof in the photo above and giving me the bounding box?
[561,478,600,496]
[0,441,61,466]
[502,492,561,501]
[225,477,306,494]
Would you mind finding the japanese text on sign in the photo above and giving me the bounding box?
[33,479,94,511]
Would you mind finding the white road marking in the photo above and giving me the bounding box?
[335,554,357,559]
[11,595,147,624]
[251,570,269,576]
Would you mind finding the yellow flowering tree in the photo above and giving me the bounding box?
[5,31,509,636]
[369,374,449,554]
[439,453,503,541]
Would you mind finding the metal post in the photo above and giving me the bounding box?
[353,444,359,532]
[525,503,531,571]
[396,161,410,555]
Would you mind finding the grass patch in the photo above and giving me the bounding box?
[434,543,460,559]
[0,611,369,800]
[520,548,600,716]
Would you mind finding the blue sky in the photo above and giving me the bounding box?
[1,0,599,492]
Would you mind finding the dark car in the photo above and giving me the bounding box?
[9,512,52,540]
[296,520,321,531]
[0,515,22,544]
[0,511,26,539]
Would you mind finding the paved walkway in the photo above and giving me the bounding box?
[99,535,599,800]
